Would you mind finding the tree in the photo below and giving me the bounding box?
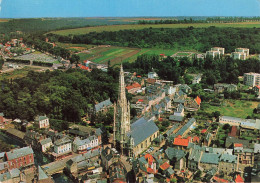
[69,54,80,66]
[0,56,4,70]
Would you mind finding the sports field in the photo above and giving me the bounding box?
[51,22,260,36]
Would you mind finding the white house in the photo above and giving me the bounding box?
[37,116,50,129]
[148,71,158,79]
[174,104,185,117]
[40,138,53,152]
[54,136,72,155]
[73,135,100,154]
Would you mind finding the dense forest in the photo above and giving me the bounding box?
[138,17,260,24]
[0,18,133,34]
[0,68,119,123]
[48,27,260,53]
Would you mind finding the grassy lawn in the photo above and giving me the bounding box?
[0,67,42,80]
[50,22,260,36]
[202,100,259,119]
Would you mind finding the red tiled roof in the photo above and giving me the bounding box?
[177,135,182,138]
[193,136,200,143]
[160,54,165,56]
[195,96,201,105]
[138,99,144,102]
[132,83,141,88]
[126,83,141,90]
[255,85,260,89]
[235,174,244,183]
[160,162,170,170]
[26,48,31,50]
[234,143,243,147]
[213,176,229,183]
[78,64,89,70]
[147,167,155,173]
[228,126,237,137]
[137,75,141,78]
[173,138,189,147]
[201,129,207,133]
[147,78,156,84]
[145,153,154,165]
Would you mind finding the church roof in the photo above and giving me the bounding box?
[127,117,159,147]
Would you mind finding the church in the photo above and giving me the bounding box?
[113,65,159,157]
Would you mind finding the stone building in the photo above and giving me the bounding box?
[113,65,159,157]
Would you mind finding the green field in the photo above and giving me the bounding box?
[57,43,178,65]
[51,22,260,36]
[202,100,260,119]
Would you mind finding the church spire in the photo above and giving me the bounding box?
[118,64,126,103]
[114,64,131,155]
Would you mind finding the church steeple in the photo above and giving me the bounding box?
[113,64,131,155]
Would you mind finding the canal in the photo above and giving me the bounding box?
[0,130,73,183]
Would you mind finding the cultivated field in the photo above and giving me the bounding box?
[57,43,179,65]
[51,22,260,36]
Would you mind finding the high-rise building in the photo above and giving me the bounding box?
[243,72,260,87]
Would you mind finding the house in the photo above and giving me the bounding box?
[53,136,72,160]
[214,83,237,93]
[0,168,26,183]
[108,159,127,183]
[36,116,50,129]
[101,146,117,171]
[218,154,237,176]
[199,152,220,171]
[6,146,34,170]
[37,166,54,183]
[39,138,53,153]
[228,126,238,137]
[0,113,11,129]
[148,71,158,79]
[174,104,184,117]
[169,115,184,123]
[178,84,192,95]
[73,135,100,154]
[203,133,213,146]
[234,147,254,172]
[165,147,186,170]
[235,174,244,183]
[126,83,142,94]
[253,86,260,95]
[66,149,101,180]
[174,118,196,138]
[254,143,260,154]
[173,137,191,150]
[187,144,203,171]
[225,136,250,148]
[94,98,113,114]
[192,74,202,84]
[185,96,201,112]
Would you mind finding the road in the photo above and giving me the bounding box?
[42,154,78,175]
